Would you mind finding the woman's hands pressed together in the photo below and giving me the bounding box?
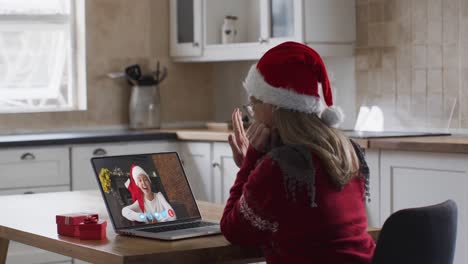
[228,108,272,168]
[228,108,248,167]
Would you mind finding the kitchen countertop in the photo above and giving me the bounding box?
[161,129,237,142]
[2,128,468,154]
[0,130,177,148]
[164,128,374,148]
[369,135,468,154]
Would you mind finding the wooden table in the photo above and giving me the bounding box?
[0,191,380,264]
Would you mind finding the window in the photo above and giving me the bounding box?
[0,0,86,113]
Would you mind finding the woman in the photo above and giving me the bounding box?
[121,165,177,223]
[221,42,375,263]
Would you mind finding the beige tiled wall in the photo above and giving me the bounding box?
[0,0,214,133]
[356,0,467,129]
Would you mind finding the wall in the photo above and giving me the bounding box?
[356,0,468,130]
[211,61,252,122]
[0,0,214,134]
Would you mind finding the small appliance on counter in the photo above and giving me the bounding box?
[108,63,167,129]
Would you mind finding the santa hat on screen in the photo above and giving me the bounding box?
[243,41,344,127]
[125,165,151,213]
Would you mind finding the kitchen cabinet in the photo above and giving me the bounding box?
[0,146,71,264]
[0,146,70,191]
[179,142,238,204]
[5,186,71,264]
[170,0,305,61]
[179,142,213,202]
[365,149,380,228]
[71,141,178,191]
[169,0,203,57]
[380,150,468,264]
[212,142,238,204]
[303,0,356,56]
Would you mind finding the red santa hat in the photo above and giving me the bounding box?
[125,165,151,213]
[243,41,344,127]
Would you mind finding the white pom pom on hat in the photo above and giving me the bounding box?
[320,105,345,128]
[243,41,344,127]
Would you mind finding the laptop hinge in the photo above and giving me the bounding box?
[130,218,202,231]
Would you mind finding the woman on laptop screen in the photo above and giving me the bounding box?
[221,42,375,263]
[121,165,177,223]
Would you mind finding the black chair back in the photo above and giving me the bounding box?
[372,200,458,264]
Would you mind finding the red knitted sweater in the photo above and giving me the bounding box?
[221,146,375,264]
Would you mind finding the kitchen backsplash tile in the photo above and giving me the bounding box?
[427,45,442,68]
[412,45,427,68]
[369,23,386,46]
[357,4,369,24]
[428,0,443,19]
[357,22,369,47]
[397,17,412,44]
[427,20,442,44]
[384,0,397,21]
[464,0,468,17]
[369,2,385,23]
[356,0,468,130]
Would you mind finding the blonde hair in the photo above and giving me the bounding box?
[272,108,359,188]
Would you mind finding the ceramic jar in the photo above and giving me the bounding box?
[221,16,238,44]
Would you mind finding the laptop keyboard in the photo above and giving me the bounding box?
[144,221,218,233]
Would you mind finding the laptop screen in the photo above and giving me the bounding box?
[91,152,201,230]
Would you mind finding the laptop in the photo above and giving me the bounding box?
[91,152,221,240]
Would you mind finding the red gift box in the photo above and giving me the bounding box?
[56,213,99,238]
[78,220,107,240]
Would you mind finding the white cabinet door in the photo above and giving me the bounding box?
[201,0,303,61]
[380,150,468,264]
[304,0,355,43]
[179,142,212,202]
[304,0,356,56]
[4,186,71,264]
[262,0,304,46]
[0,147,70,190]
[71,143,126,191]
[172,0,353,61]
[212,142,238,204]
[170,0,202,57]
[365,149,380,228]
[71,141,178,191]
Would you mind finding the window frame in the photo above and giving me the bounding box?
[0,0,86,113]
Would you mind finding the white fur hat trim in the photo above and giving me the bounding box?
[243,65,323,114]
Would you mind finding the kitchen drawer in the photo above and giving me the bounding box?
[3,185,71,264]
[0,147,70,190]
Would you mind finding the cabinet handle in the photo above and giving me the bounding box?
[20,153,36,160]
[193,42,199,47]
[212,162,220,168]
[258,38,268,44]
[24,191,35,195]
[93,148,107,156]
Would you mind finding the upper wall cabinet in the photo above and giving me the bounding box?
[304,0,356,57]
[170,0,304,62]
[170,0,203,57]
[170,0,355,62]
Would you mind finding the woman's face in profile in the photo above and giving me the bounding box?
[136,174,151,195]
[250,96,273,127]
